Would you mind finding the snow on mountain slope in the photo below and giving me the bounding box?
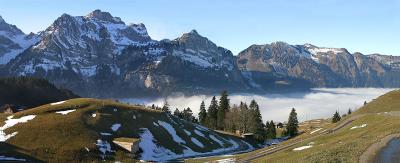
[0,16,39,64]
[170,30,235,70]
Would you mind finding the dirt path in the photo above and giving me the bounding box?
[359,133,400,163]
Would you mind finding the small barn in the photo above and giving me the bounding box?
[113,137,140,156]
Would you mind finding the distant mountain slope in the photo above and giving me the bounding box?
[0,16,39,65]
[0,98,255,162]
[237,42,400,88]
[0,77,78,110]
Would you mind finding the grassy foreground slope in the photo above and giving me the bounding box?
[0,98,255,162]
[251,89,400,163]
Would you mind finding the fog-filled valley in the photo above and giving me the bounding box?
[119,88,394,122]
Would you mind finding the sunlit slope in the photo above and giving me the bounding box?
[251,89,400,163]
[356,89,400,114]
[0,98,254,162]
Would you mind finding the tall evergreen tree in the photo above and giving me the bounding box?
[161,100,170,113]
[207,96,218,129]
[332,111,341,123]
[269,120,277,139]
[348,108,352,115]
[265,121,270,138]
[217,90,230,130]
[182,107,193,121]
[286,108,299,137]
[173,108,181,117]
[198,101,207,126]
[239,102,249,133]
[248,100,265,141]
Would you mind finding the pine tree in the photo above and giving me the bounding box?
[269,120,277,139]
[183,107,193,121]
[348,108,352,115]
[265,121,270,138]
[198,101,207,126]
[332,111,341,123]
[286,108,299,137]
[217,90,229,130]
[248,100,265,141]
[161,99,170,113]
[239,102,249,133]
[207,96,218,129]
[173,108,181,117]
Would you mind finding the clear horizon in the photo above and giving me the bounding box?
[1,0,399,55]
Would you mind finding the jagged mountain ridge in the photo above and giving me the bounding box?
[4,10,247,97]
[1,10,400,97]
[237,42,400,88]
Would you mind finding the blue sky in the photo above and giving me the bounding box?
[1,0,399,55]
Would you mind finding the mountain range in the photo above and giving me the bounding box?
[1,10,399,97]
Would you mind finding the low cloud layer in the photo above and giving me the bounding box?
[119,88,395,122]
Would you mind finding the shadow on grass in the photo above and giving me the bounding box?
[0,142,44,163]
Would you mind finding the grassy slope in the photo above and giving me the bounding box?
[251,89,400,163]
[189,89,400,163]
[0,98,255,162]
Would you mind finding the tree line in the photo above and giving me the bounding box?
[150,90,300,142]
[197,91,299,142]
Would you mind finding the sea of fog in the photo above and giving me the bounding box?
[118,88,395,123]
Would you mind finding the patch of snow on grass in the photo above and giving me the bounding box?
[194,124,209,131]
[55,109,76,115]
[111,123,121,131]
[350,124,367,130]
[139,128,176,161]
[158,120,185,144]
[0,156,26,161]
[310,128,323,134]
[216,157,236,163]
[50,101,65,105]
[210,134,224,147]
[184,129,191,136]
[0,115,36,142]
[96,139,114,159]
[293,142,314,151]
[153,122,159,126]
[194,129,205,138]
[191,138,204,148]
[100,132,112,136]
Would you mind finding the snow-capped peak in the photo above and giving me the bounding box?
[85,9,124,24]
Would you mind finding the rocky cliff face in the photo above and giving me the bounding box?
[237,42,400,88]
